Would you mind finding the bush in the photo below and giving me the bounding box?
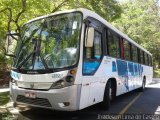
[0,54,10,87]
[154,69,160,78]
[0,92,9,106]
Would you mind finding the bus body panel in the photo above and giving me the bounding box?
[11,84,81,111]
[79,56,153,109]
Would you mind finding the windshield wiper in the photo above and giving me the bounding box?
[17,51,35,69]
[39,53,49,69]
[17,49,49,70]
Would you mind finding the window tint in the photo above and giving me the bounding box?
[124,40,131,60]
[137,48,140,63]
[94,31,102,59]
[85,48,92,59]
[83,28,102,75]
[145,53,149,65]
[108,30,120,58]
[85,30,102,60]
[140,50,144,64]
[147,54,149,65]
[149,55,152,66]
[132,45,138,62]
[144,53,148,65]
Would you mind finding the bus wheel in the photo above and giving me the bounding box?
[101,80,112,110]
[139,77,146,92]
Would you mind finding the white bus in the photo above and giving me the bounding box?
[10,8,153,111]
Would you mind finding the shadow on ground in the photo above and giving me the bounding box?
[17,90,143,120]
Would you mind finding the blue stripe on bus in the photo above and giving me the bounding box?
[83,61,100,74]
[11,71,20,80]
[116,59,143,91]
[116,60,128,76]
[112,61,117,72]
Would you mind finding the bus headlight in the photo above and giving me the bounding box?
[50,76,74,89]
[66,76,74,83]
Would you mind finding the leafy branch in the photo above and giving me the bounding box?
[0,0,27,41]
[51,0,69,13]
[0,8,12,34]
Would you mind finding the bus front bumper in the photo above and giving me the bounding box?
[10,84,81,111]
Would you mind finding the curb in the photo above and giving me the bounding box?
[152,78,160,83]
[153,78,160,80]
[0,88,9,93]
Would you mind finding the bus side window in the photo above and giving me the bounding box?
[144,53,148,65]
[85,30,102,60]
[83,29,102,75]
[85,48,92,59]
[140,50,144,64]
[150,56,153,66]
[108,30,120,58]
[137,48,140,63]
[147,54,149,66]
[93,31,102,59]
[132,45,138,63]
[144,53,146,65]
[148,54,152,66]
[124,40,131,61]
[148,55,150,66]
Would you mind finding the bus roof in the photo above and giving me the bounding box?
[26,8,152,56]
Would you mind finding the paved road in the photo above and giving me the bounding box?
[13,81,160,120]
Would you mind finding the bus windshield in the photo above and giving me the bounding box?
[14,12,82,70]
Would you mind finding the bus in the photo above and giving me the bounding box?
[9,8,153,111]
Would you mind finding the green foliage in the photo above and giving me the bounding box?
[1,113,16,120]
[113,0,160,68]
[67,0,122,22]
[0,92,9,106]
[154,69,160,78]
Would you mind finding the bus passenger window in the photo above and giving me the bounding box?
[84,30,102,60]
[149,55,152,66]
[85,48,92,59]
[145,53,148,65]
[108,30,120,58]
[83,29,102,75]
[140,50,144,64]
[132,45,138,62]
[94,31,102,59]
[124,40,131,60]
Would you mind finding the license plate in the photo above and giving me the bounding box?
[25,92,36,98]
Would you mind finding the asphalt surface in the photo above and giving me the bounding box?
[12,81,160,120]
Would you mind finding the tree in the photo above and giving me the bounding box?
[67,0,122,22]
[113,0,160,68]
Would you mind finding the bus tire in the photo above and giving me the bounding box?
[139,77,146,92]
[101,80,112,110]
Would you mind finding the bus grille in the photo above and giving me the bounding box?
[16,95,52,108]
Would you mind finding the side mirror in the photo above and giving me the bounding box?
[85,27,94,47]
[5,32,18,57]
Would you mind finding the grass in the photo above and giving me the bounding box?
[0,92,16,120]
[154,69,160,78]
[0,92,9,106]
[0,113,16,120]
